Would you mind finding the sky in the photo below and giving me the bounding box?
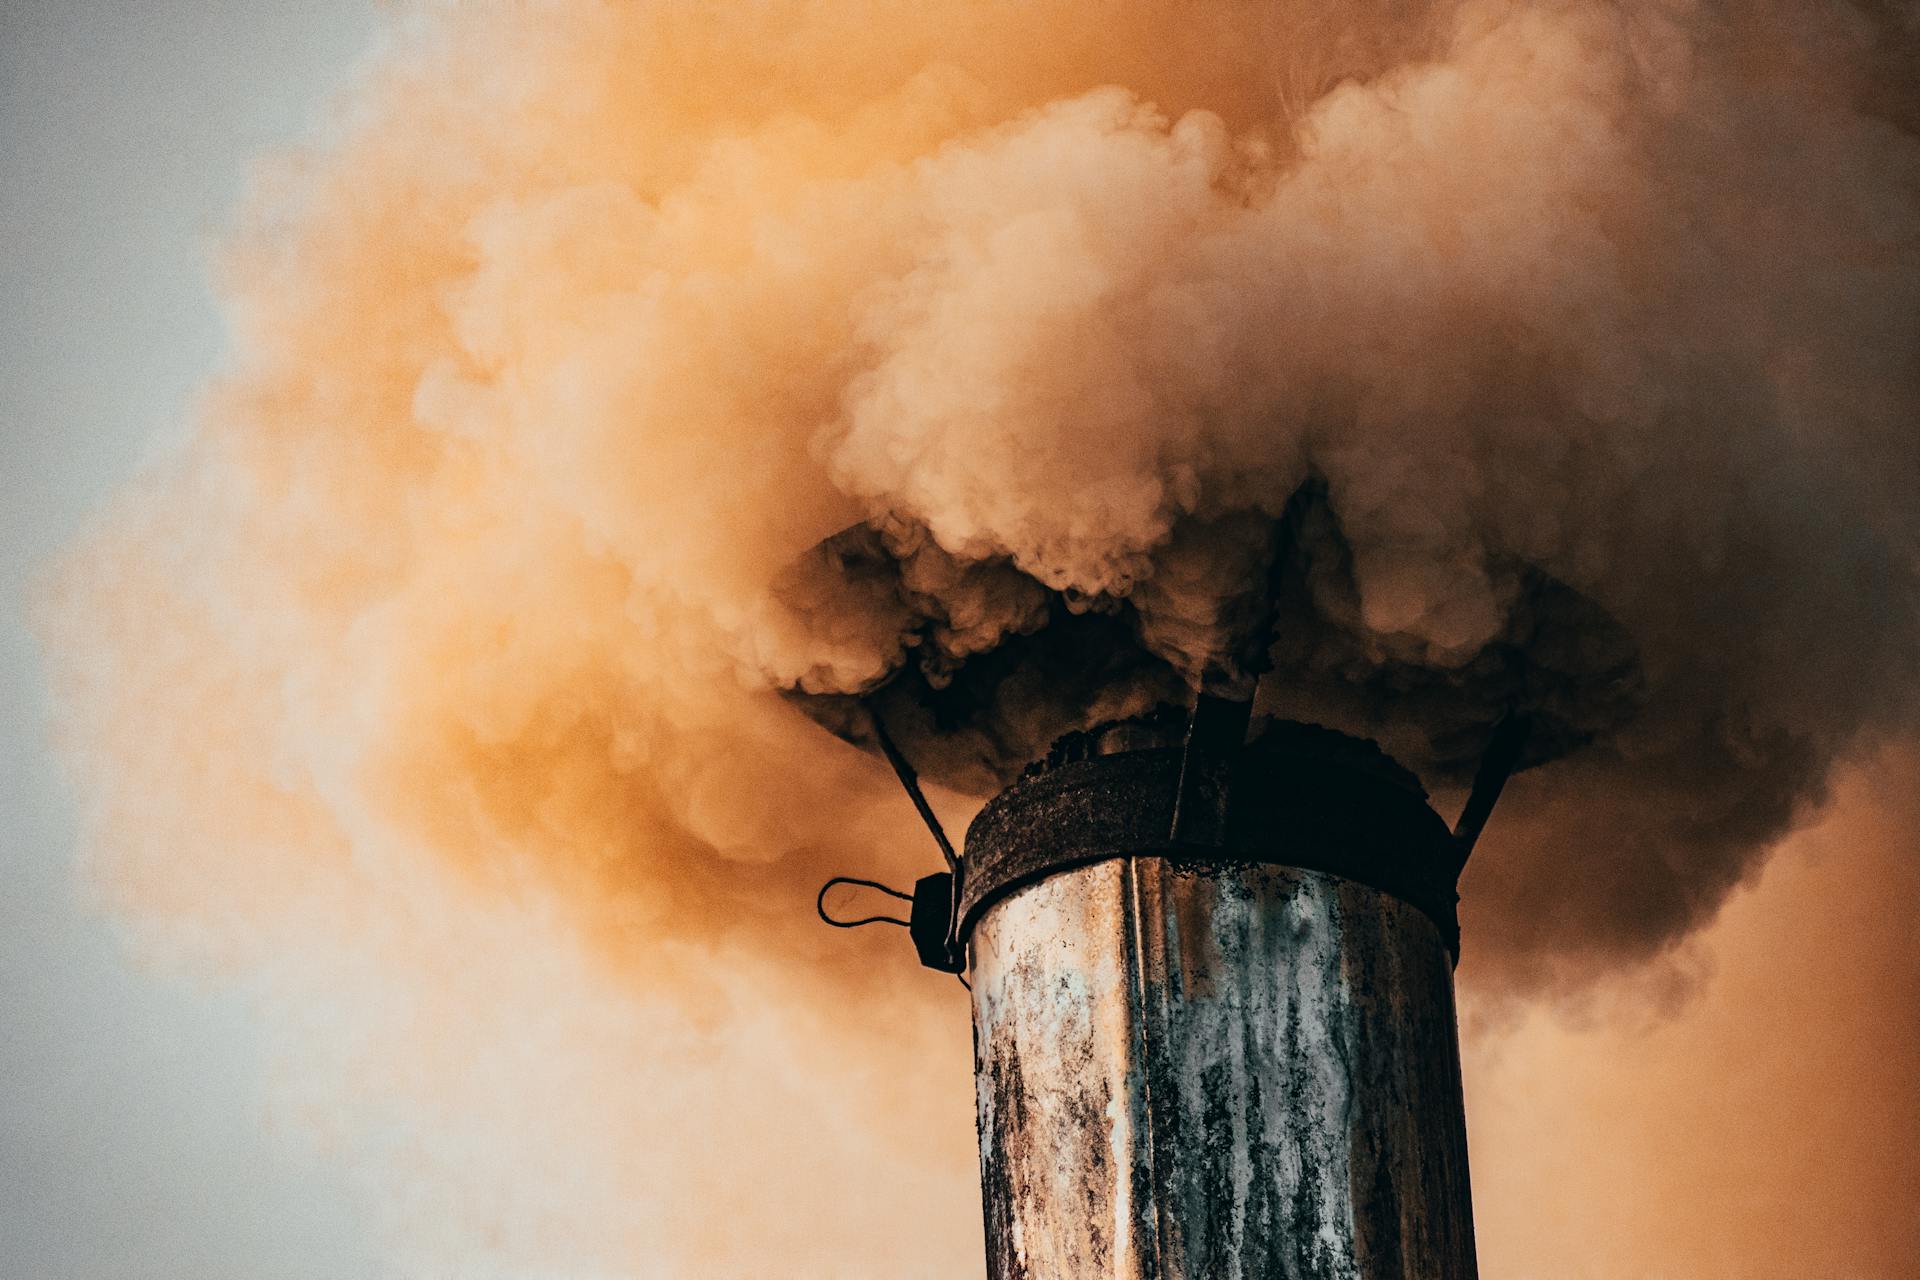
[4,2,1917,1278]
[1,4,380,1275]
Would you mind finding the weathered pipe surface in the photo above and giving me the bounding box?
[963,726,1477,1280]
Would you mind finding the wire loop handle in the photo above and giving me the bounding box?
[815,875,914,929]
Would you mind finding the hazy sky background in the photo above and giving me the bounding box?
[2,5,379,1275]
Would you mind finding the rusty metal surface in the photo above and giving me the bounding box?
[969,857,1477,1280]
[959,723,1463,955]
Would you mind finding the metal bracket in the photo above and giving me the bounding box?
[1450,711,1532,876]
[867,700,966,973]
[1168,692,1254,846]
[908,872,964,973]
[1166,479,1324,847]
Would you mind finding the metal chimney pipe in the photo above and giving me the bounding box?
[956,718,1478,1280]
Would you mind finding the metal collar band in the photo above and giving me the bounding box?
[958,726,1464,956]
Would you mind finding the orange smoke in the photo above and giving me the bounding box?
[1466,748,1920,1279]
[35,0,1920,1272]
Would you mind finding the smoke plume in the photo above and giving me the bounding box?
[36,0,1920,1270]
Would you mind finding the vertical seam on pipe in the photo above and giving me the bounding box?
[1123,854,1167,1279]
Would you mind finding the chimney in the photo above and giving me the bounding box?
[956,713,1483,1279]
[797,515,1558,1279]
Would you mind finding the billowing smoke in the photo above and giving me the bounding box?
[36,0,1920,1270]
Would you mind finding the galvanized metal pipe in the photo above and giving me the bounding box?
[960,725,1478,1280]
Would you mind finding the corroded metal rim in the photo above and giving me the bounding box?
[958,731,1463,954]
